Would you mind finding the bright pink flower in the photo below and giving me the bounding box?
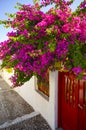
[72,67,82,75]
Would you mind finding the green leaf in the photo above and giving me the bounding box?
[77,73,83,80]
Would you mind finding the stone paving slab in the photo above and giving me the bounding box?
[0,115,52,130]
[0,78,34,125]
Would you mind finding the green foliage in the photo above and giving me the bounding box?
[66,42,86,69]
[15,69,33,86]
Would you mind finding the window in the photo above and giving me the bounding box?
[35,70,49,98]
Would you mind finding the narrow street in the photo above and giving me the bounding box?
[0,76,52,130]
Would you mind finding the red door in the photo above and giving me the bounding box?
[58,72,86,130]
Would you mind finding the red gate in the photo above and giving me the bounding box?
[58,72,86,130]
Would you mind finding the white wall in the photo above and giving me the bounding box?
[1,69,13,85]
[1,69,59,130]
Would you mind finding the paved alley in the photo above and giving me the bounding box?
[0,76,52,130]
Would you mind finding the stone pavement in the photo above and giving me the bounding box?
[0,76,52,130]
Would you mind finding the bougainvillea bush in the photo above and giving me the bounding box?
[0,0,86,87]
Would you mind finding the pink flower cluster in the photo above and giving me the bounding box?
[0,0,86,86]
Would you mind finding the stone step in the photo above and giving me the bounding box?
[0,111,39,129]
[0,114,52,130]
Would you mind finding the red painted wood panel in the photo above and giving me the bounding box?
[58,72,86,130]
